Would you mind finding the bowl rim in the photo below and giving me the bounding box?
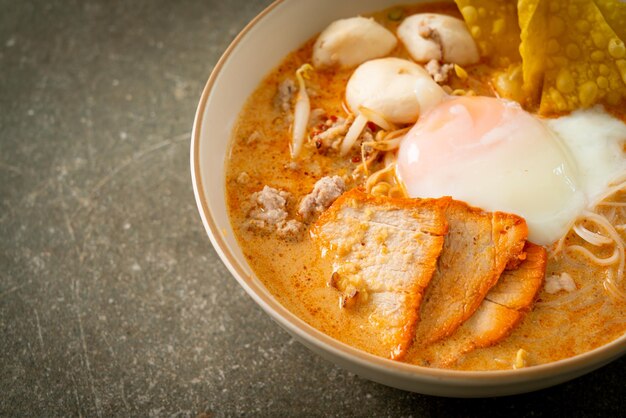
[190,0,626,384]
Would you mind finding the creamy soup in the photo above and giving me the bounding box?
[224,2,626,370]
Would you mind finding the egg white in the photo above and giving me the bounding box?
[397,98,626,245]
[546,106,626,205]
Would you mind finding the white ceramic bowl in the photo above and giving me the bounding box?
[191,0,626,397]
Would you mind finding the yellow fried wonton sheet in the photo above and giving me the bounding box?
[457,0,626,114]
[520,0,626,114]
[455,0,521,67]
[595,0,626,42]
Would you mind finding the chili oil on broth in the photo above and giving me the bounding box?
[224,41,393,358]
[224,3,626,370]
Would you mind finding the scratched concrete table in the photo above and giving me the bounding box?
[1,0,625,416]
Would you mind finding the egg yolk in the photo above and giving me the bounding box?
[397,96,586,245]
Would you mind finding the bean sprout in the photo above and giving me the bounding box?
[339,113,368,156]
[359,106,397,132]
[362,127,409,152]
[291,63,314,158]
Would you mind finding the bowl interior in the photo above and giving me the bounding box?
[195,0,410,271]
[191,0,626,396]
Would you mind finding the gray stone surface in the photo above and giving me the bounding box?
[0,0,625,416]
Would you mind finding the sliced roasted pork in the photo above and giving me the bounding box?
[311,188,448,360]
[423,243,546,367]
[485,243,547,310]
[415,200,528,345]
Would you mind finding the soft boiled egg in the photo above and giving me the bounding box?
[545,107,626,204]
[396,96,626,245]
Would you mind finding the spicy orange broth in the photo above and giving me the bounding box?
[224,2,626,370]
